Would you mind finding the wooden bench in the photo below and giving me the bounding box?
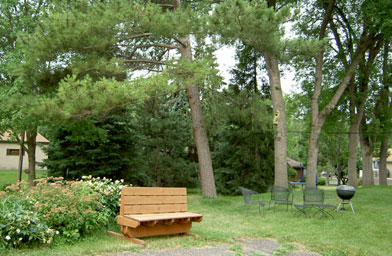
[107,187,203,245]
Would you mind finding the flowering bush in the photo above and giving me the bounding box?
[1,176,127,247]
[80,176,125,217]
[0,197,56,249]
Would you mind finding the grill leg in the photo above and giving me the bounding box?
[349,201,355,214]
[335,200,343,212]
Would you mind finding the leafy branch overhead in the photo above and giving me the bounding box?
[211,0,325,61]
[8,0,220,121]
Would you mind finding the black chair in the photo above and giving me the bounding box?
[239,187,265,216]
[302,188,335,219]
[303,188,324,205]
[269,186,293,212]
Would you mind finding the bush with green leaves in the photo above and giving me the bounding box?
[1,176,125,245]
[80,175,125,217]
[317,178,326,186]
[288,167,297,180]
[0,196,56,249]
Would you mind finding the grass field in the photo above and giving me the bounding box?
[2,184,391,256]
[0,169,47,189]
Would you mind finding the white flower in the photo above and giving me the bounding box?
[115,180,119,184]
[119,185,123,190]
[7,213,12,217]
[82,176,86,179]
[16,229,20,234]
[19,238,22,241]
[56,231,60,235]
[120,179,124,183]
[5,236,11,241]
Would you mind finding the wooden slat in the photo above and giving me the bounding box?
[107,231,146,245]
[123,223,192,238]
[123,204,188,215]
[160,219,174,225]
[122,195,187,205]
[122,187,187,196]
[117,215,140,228]
[125,212,203,222]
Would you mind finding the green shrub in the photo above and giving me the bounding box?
[0,182,11,191]
[2,176,125,244]
[0,197,56,249]
[80,175,125,217]
[317,178,326,186]
[288,168,297,179]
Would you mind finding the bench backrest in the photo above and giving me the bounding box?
[120,187,188,216]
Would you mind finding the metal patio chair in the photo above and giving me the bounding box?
[303,188,335,219]
[269,186,293,212]
[239,187,265,216]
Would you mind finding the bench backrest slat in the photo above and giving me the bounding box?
[121,187,188,215]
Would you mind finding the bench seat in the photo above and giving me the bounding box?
[109,187,203,245]
[125,212,203,222]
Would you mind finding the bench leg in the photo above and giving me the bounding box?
[106,231,146,246]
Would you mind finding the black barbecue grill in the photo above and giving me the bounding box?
[335,177,355,213]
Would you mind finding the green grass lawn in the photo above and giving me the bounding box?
[0,169,47,189]
[2,185,391,256]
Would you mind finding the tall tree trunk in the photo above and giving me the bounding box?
[26,129,37,187]
[305,0,377,188]
[305,0,335,189]
[347,121,359,187]
[178,35,217,197]
[17,131,25,182]
[173,0,216,197]
[264,52,288,188]
[378,137,388,185]
[348,35,383,187]
[347,78,363,187]
[359,123,374,186]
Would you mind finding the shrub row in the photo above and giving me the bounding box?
[0,176,125,249]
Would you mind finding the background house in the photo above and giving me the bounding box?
[287,157,304,182]
[372,148,392,178]
[0,132,48,170]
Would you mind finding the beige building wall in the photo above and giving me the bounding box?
[0,143,47,170]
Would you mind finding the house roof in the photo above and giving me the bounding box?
[287,157,303,169]
[0,131,49,143]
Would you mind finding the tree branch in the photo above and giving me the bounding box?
[117,33,153,43]
[124,59,166,65]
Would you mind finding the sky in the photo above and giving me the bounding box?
[214,46,298,94]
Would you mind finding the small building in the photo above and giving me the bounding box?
[372,149,392,178]
[287,157,304,182]
[0,131,49,170]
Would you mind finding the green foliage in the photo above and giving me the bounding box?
[0,197,55,249]
[129,93,200,187]
[211,91,274,194]
[211,0,323,61]
[229,44,270,96]
[316,177,326,186]
[287,167,297,179]
[42,110,137,181]
[1,176,124,245]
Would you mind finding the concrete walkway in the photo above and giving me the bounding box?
[106,238,320,256]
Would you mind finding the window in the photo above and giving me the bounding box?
[6,149,22,156]
[373,160,379,170]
